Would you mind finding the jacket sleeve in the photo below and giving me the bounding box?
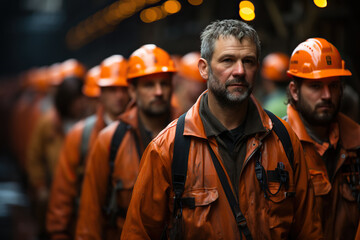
[288,127,324,239]
[75,135,110,240]
[26,115,48,196]
[121,140,172,240]
[46,127,82,240]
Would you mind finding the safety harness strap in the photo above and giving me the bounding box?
[104,121,142,226]
[80,115,97,164]
[265,110,294,169]
[172,113,191,218]
[207,142,253,240]
[76,115,97,199]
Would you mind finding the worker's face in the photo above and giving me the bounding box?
[100,86,130,119]
[199,36,259,106]
[130,73,172,116]
[289,77,342,125]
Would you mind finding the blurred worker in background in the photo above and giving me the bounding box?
[81,65,101,117]
[75,44,178,240]
[260,52,290,118]
[172,51,207,115]
[46,55,130,240]
[122,19,322,239]
[26,59,87,240]
[10,67,54,174]
[285,38,360,239]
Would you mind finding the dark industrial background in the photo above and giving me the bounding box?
[1,0,359,87]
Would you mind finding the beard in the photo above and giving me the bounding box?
[140,98,170,117]
[296,93,340,126]
[208,68,253,107]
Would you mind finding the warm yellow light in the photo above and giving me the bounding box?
[163,0,181,14]
[140,8,157,23]
[239,9,255,21]
[239,1,254,11]
[314,0,327,8]
[188,0,203,6]
[239,1,255,21]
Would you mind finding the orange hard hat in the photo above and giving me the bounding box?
[48,63,63,86]
[98,55,128,87]
[261,52,290,82]
[287,38,351,79]
[60,59,86,82]
[83,65,101,97]
[127,44,177,81]
[178,52,205,83]
[29,67,52,93]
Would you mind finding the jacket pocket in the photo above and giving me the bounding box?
[267,183,295,232]
[267,182,295,203]
[179,188,220,239]
[309,169,331,196]
[182,188,219,206]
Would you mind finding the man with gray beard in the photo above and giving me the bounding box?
[121,19,322,240]
[285,38,360,240]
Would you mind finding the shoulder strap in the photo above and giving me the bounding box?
[265,110,294,170]
[104,121,130,220]
[172,113,191,216]
[207,143,253,240]
[80,115,97,164]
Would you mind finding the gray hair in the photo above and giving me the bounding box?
[200,19,261,64]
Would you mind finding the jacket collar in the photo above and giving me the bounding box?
[118,105,139,129]
[286,104,314,143]
[183,90,273,139]
[287,104,360,150]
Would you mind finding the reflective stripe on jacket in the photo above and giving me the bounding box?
[121,93,323,240]
[46,106,106,240]
[287,104,360,240]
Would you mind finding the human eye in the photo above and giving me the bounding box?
[309,82,322,89]
[143,82,154,88]
[243,57,256,66]
[329,81,341,90]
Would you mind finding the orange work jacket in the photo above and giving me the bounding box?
[121,93,323,240]
[46,106,106,240]
[287,104,360,240]
[26,107,65,193]
[75,105,178,240]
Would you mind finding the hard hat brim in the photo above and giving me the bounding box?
[287,69,352,79]
[98,77,128,87]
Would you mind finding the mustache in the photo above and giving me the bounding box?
[225,78,249,88]
[150,97,166,104]
[315,101,334,109]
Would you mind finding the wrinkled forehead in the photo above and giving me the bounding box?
[213,35,258,58]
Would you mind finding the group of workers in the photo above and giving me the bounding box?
[8,19,360,240]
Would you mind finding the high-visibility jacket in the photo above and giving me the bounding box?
[286,104,360,240]
[46,106,106,240]
[26,107,65,192]
[121,93,323,240]
[75,105,178,240]
[10,91,49,169]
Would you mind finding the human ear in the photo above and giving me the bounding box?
[128,84,137,101]
[289,81,299,102]
[198,58,209,80]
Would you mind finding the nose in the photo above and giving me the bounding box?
[321,84,331,100]
[154,82,163,96]
[232,60,245,77]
